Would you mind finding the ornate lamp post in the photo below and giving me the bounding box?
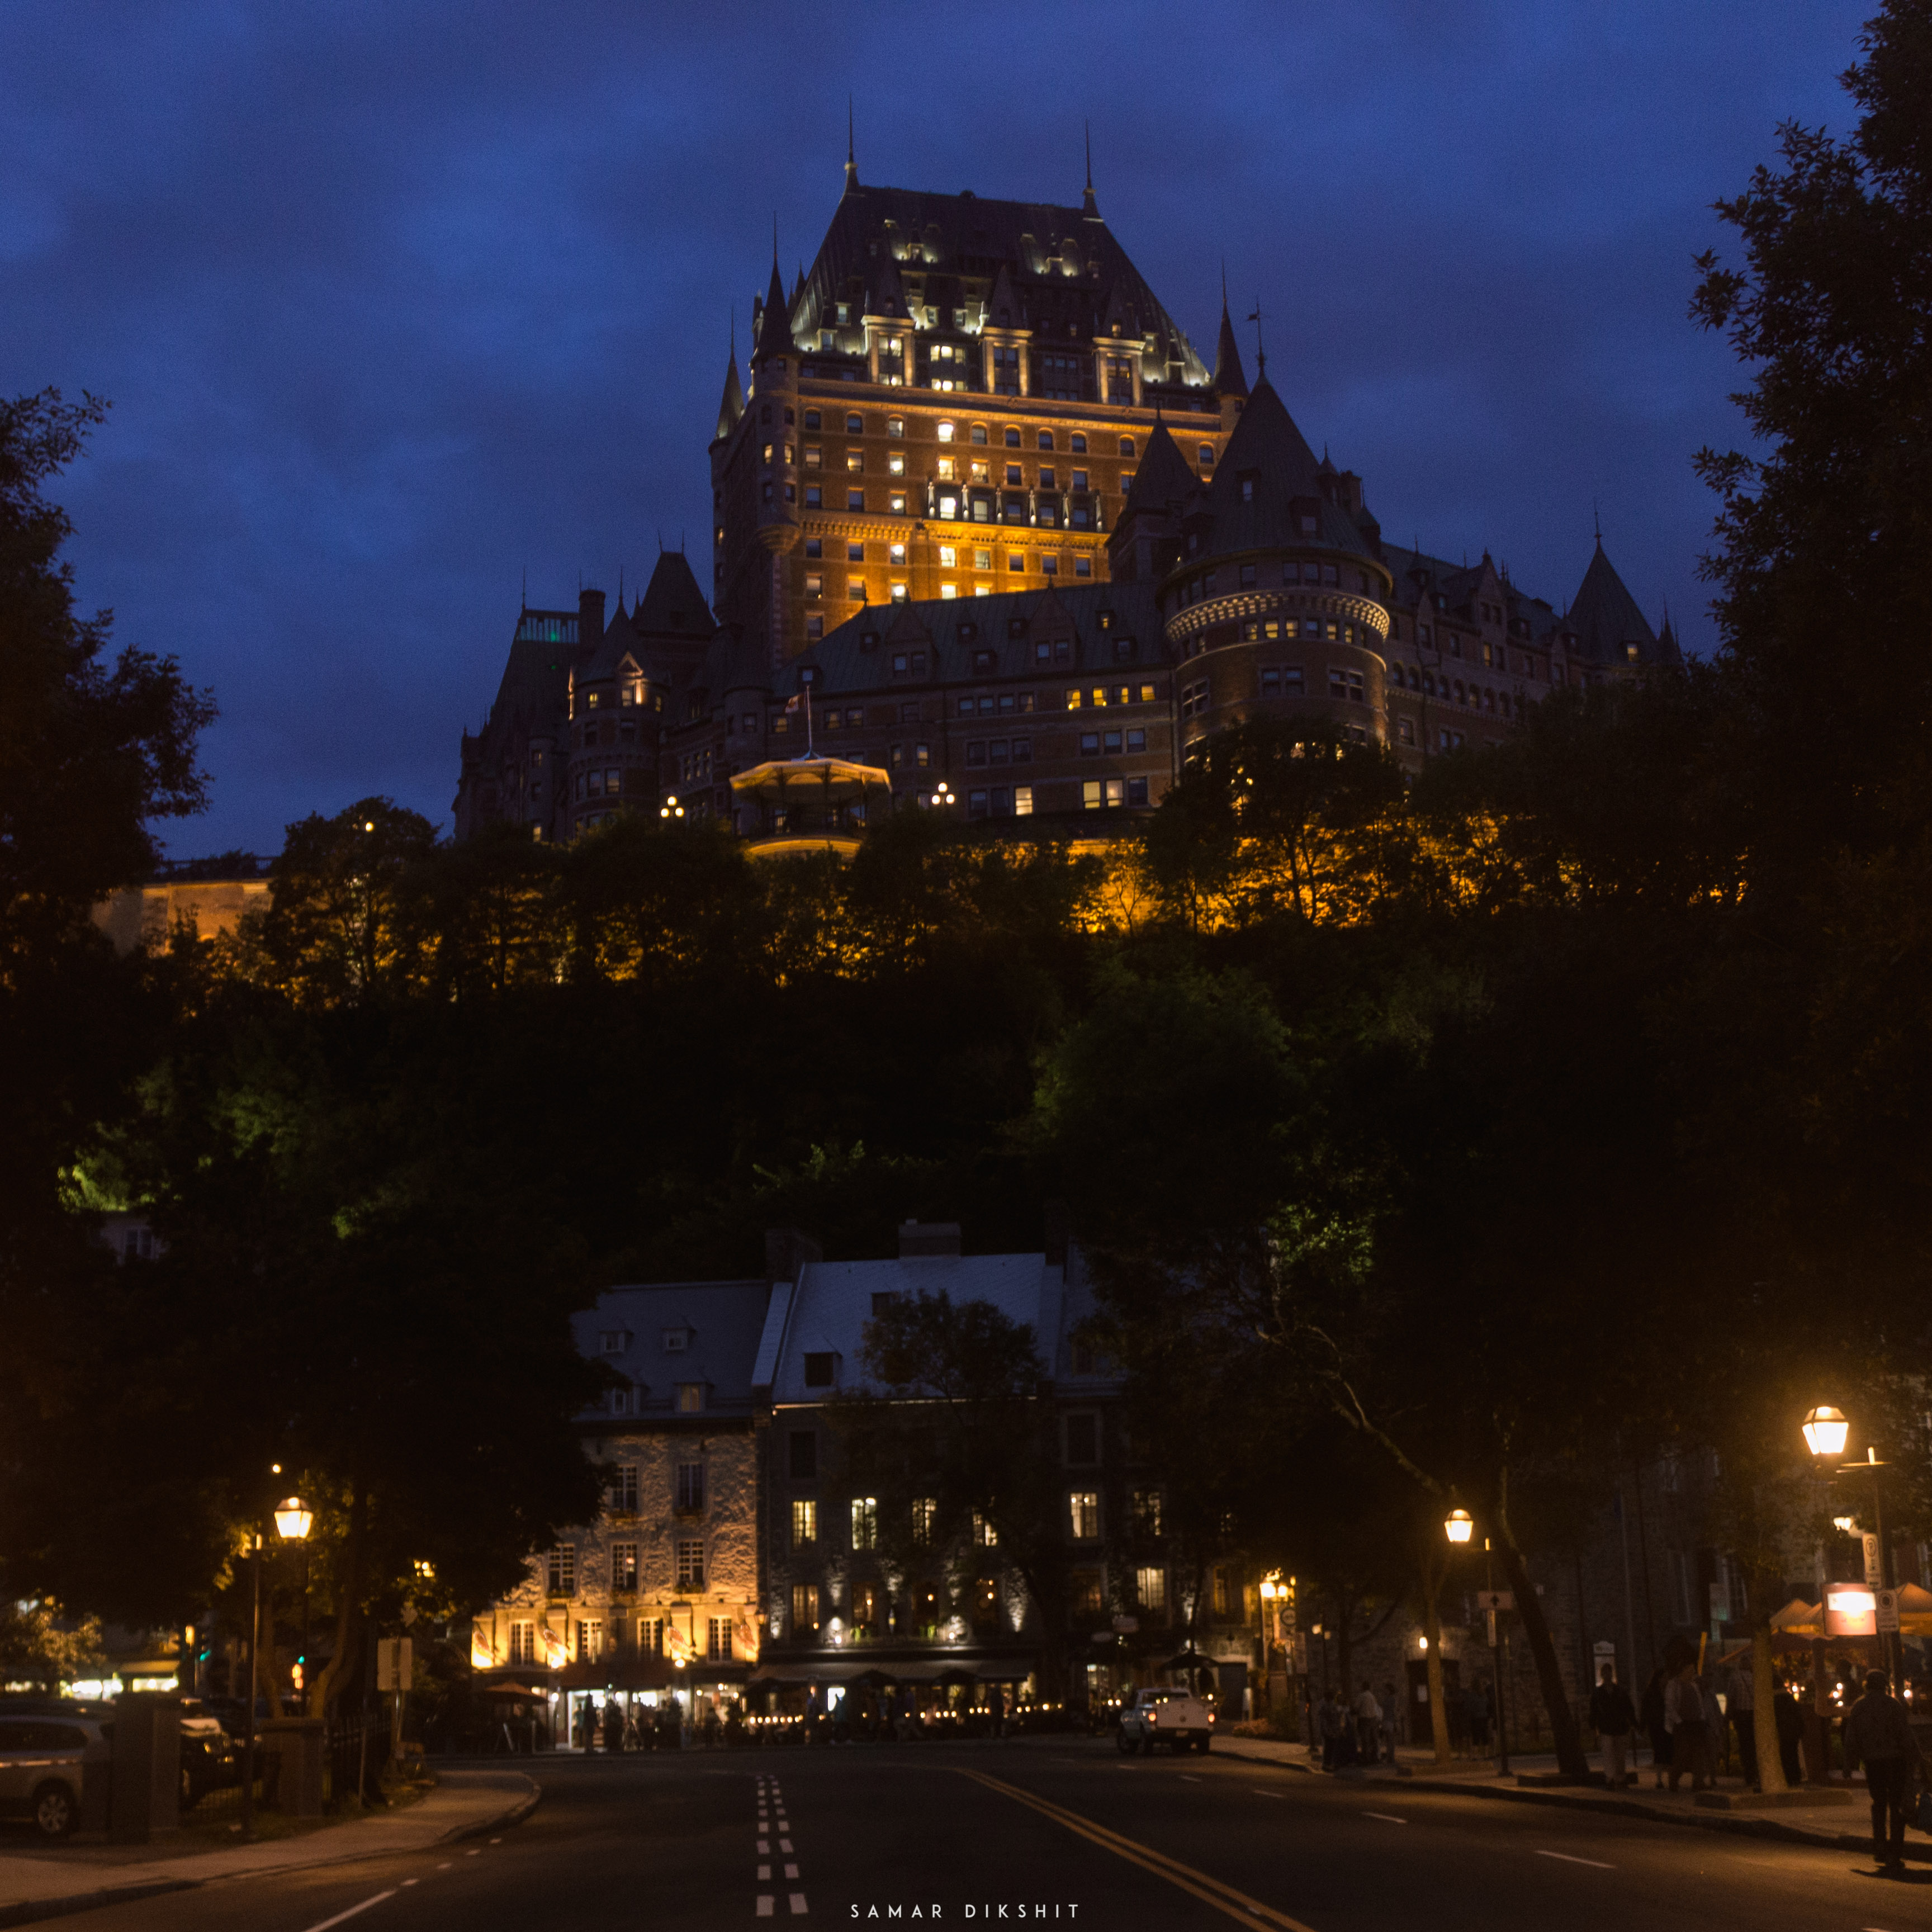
[274,1498,313,1716]
[241,1487,313,1839]
[1446,1507,1508,1777]
[1805,1409,1901,1690]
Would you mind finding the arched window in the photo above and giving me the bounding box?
[1037,430,1054,451]
[1005,427,1021,447]
[845,413,863,434]
[937,421,955,442]
[1118,437,1136,457]
[1199,444,1215,467]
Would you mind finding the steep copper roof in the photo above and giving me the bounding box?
[1211,300,1248,399]
[636,549,715,640]
[1194,377,1369,557]
[787,183,1211,390]
[1567,541,1659,665]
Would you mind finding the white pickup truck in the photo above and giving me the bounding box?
[1116,1685,1213,1755]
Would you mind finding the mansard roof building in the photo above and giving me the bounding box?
[455,158,1675,844]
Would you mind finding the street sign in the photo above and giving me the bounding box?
[375,1636,413,1692]
[1877,1588,1901,1635]
[1864,1535,1884,1589]
[1475,1590,1514,1613]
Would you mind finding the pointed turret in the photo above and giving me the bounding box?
[844,97,859,193]
[1082,122,1099,219]
[1567,539,1658,666]
[714,323,745,442]
[1655,606,1684,669]
[754,246,792,363]
[1211,289,1248,399]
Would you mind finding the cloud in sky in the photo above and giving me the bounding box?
[0,0,1871,853]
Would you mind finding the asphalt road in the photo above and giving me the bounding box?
[59,1739,1932,1931]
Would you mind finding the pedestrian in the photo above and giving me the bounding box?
[1380,1681,1400,1763]
[1773,1683,1804,1787]
[1588,1663,1637,1789]
[1640,1665,1671,1788]
[1723,1656,1759,1791]
[603,1698,623,1754]
[1353,1681,1382,1765]
[1665,1659,1715,1793]
[1843,1668,1925,1870]
[1319,1688,1346,1770]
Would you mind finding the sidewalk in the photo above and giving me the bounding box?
[0,1767,539,1928]
[1210,1735,1909,1860]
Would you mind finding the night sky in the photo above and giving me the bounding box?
[2,1,1869,858]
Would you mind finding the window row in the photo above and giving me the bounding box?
[1240,617,1368,647]
[956,689,1038,715]
[1084,777,1149,809]
[798,411,1131,460]
[1067,683,1157,709]
[964,737,1031,765]
[1079,728,1148,757]
[543,1538,708,1595]
[1388,665,1524,718]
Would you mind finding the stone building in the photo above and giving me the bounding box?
[470,1276,776,1746]
[453,158,1679,844]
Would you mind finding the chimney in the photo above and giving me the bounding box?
[579,586,606,645]
[898,1220,962,1259]
[764,1227,821,1284]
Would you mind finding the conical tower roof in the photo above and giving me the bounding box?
[715,330,745,442]
[1568,539,1657,665]
[754,251,792,362]
[1211,296,1248,399]
[1119,416,1199,519]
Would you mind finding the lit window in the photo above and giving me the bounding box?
[612,1543,638,1592]
[937,420,955,442]
[912,1497,936,1544]
[939,545,957,567]
[1136,1566,1167,1617]
[675,1382,704,1413]
[851,1497,879,1550]
[1014,785,1033,816]
[547,1545,576,1595]
[1134,1488,1163,1536]
[792,1582,820,1633]
[1069,1491,1101,1540]
[792,1498,818,1546]
[940,583,957,599]
[676,1541,705,1590]
[973,1511,998,1547]
[891,581,908,602]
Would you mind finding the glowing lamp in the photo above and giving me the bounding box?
[1445,1508,1474,1545]
[1834,1515,1858,1535]
[274,1496,313,1541]
[1802,1405,1849,1461]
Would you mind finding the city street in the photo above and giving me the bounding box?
[56,1740,1932,1932]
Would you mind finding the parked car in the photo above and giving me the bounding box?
[177,1704,241,1810]
[1116,1685,1213,1755]
[0,1711,111,1840]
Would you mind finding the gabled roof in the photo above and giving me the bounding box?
[571,1280,776,1419]
[583,599,642,682]
[1567,541,1658,665]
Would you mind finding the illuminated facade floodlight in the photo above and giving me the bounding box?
[1445,1508,1474,1545]
[1802,1405,1850,1461]
[273,1497,313,1541]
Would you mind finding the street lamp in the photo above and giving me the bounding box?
[1445,1508,1508,1776]
[1803,1408,1903,1707]
[929,782,955,809]
[274,1498,312,1717]
[660,794,684,820]
[1802,1406,1850,1461]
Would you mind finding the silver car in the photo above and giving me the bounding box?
[0,1713,110,1840]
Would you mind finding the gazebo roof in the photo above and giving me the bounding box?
[729,755,892,802]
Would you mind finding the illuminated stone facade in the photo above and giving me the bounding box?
[455,164,1680,844]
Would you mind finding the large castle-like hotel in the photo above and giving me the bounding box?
[454,151,1678,845]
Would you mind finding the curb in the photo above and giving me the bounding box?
[1210,1744,1930,1864]
[0,1776,542,1929]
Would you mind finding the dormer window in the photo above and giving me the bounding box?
[599,1330,630,1355]
[662,1327,690,1353]
[1199,444,1215,467]
[1240,474,1257,502]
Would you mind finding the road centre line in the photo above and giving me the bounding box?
[300,1895,397,1932]
[1536,1850,1614,1870]
[1362,1813,1407,1825]
[1250,1789,1286,1800]
[957,1768,1318,1932]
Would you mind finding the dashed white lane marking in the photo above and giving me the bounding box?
[1363,1812,1408,1825]
[489,1837,501,1844]
[1250,1789,1285,1800]
[436,1862,452,1870]
[1180,1775,1202,1783]
[757,1898,774,1917]
[1536,1850,1614,1870]
[402,1880,418,1888]
[789,1894,809,1915]
[299,1895,397,1932]
[465,1848,480,1856]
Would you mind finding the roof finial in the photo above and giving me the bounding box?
[772,212,779,269]
[1246,297,1266,376]
[1593,498,1603,547]
[1081,121,1098,216]
[845,98,858,190]
[521,564,527,612]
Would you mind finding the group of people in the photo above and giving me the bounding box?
[1313,1682,1403,1769]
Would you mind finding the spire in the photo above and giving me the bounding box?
[845,98,858,192]
[1082,122,1098,217]
[1211,277,1248,399]
[714,316,745,441]
[792,260,806,307]
[754,229,790,362]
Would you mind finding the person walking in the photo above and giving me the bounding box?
[1380,1681,1400,1764]
[1723,1656,1759,1792]
[1665,1660,1715,1793]
[1353,1682,1382,1765]
[1589,1663,1637,1789]
[1843,1668,1925,1870]
[1640,1665,1672,1789]
[1319,1688,1346,1770]
[1773,1682,1804,1787]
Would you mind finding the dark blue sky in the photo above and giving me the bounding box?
[1,1,1869,855]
